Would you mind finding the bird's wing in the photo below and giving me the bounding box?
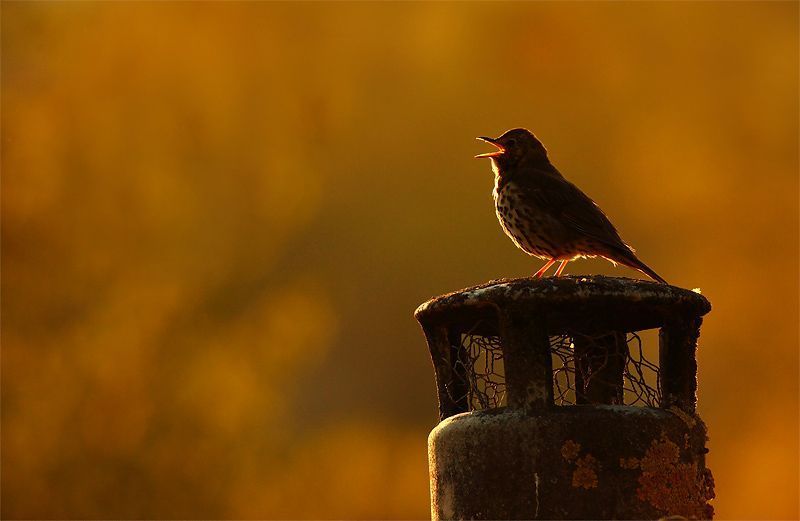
[522,170,634,252]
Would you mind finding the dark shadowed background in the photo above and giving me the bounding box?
[2,2,798,519]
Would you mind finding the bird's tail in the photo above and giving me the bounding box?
[607,248,668,284]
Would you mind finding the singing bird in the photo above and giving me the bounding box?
[475,128,667,283]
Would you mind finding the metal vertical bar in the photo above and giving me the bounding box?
[659,315,702,413]
[498,307,553,411]
[422,324,469,420]
[573,331,627,405]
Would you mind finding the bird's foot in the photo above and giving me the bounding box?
[533,259,556,278]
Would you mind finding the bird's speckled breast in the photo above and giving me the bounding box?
[493,176,553,260]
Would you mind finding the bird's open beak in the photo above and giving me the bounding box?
[475,136,505,158]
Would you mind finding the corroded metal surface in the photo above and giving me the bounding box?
[416,276,710,419]
[428,407,714,520]
[417,276,714,519]
[415,275,710,336]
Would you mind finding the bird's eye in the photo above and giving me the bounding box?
[506,139,516,147]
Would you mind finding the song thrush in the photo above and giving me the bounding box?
[475,128,667,283]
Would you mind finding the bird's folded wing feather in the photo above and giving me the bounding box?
[522,170,633,252]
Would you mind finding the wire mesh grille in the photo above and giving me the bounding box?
[450,328,661,411]
[453,332,507,409]
[551,331,661,406]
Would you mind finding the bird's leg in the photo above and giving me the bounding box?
[554,260,569,277]
[534,259,556,278]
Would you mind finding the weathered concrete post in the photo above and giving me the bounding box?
[415,276,714,520]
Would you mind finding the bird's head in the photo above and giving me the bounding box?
[475,128,548,170]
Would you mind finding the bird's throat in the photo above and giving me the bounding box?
[491,157,513,193]
[490,157,502,178]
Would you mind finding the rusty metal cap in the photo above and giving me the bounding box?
[415,276,711,335]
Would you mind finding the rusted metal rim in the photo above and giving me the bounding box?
[415,275,711,334]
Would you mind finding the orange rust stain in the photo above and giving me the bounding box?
[621,435,714,519]
[560,440,580,462]
[572,454,599,489]
[561,440,598,489]
[620,456,640,470]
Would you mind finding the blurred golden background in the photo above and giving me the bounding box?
[2,2,798,519]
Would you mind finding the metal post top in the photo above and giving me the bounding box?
[415,275,711,335]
